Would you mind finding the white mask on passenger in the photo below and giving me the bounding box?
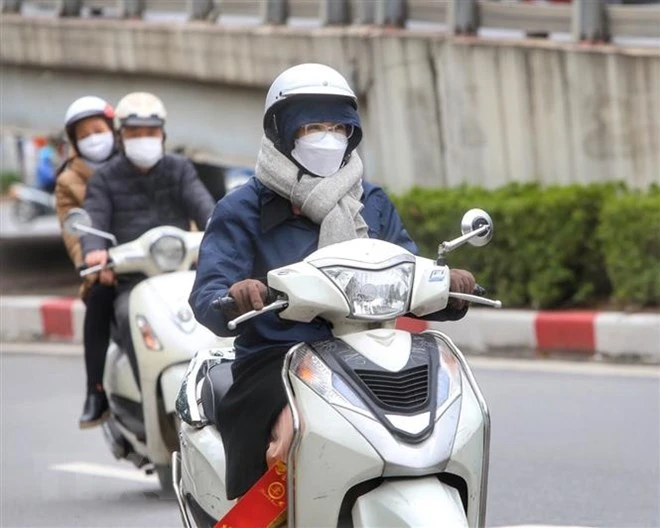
[123,137,163,169]
[291,132,348,177]
[77,132,114,162]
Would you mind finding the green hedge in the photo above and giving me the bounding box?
[0,171,21,194]
[392,182,659,309]
[597,188,660,306]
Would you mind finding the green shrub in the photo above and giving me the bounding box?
[393,183,621,309]
[598,189,660,306]
[0,171,21,194]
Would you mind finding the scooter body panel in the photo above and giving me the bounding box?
[176,334,483,527]
[290,381,384,527]
[160,363,191,414]
[104,271,222,466]
[104,342,141,403]
[352,477,468,528]
[179,423,234,520]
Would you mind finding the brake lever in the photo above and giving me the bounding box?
[448,292,502,308]
[79,261,115,278]
[227,299,289,331]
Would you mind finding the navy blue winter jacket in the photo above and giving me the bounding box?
[190,178,463,360]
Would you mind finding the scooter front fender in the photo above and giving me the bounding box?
[352,477,468,528]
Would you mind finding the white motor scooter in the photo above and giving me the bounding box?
[173,209,501,527]
[63,208,229,491]
[9,183,56,223]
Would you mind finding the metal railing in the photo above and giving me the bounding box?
[2,0,659,41]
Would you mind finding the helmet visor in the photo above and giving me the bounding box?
[121,115,164,128]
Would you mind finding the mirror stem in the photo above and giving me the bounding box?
[73,224,118,246]
[437,224,490,258]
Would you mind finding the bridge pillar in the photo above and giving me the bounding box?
[572,0,610,42]
[448,0,479,35]
[263,0,287,25]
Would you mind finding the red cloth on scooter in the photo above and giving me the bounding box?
[212,346,289,500]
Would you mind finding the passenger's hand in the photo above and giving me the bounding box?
[448,269,476,310]
[228,279,268,315]
[99,269,116,286]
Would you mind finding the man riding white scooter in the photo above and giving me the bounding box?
[189,63,477,505]
[82,91,216,389]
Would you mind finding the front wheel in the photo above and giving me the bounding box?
[13,200,39,223]
[156,464,174,493]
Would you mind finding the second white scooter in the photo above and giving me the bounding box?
[63,208,228,491]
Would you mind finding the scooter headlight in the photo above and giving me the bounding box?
[150,235,186,272]
[321,263,414,320]
[290,346,371,415]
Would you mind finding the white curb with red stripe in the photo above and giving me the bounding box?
[1,296,658,361]
[0,296,85,344]
[397,310,659,361]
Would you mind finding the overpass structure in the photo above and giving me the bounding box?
[1,1,659,191]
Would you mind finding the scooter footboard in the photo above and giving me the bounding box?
[352,477,468,528]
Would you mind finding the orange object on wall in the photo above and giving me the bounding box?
[33,136,48,149]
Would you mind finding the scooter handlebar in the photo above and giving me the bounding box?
[213,283,491,321]
[211,288,278,313]
[474,284,487,297]
[211,296,236,312]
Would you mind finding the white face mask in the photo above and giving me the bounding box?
[291,132,348,177]
[123,137,163,170]
[77,132,114,162]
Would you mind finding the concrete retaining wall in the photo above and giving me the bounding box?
[1,16,659,191]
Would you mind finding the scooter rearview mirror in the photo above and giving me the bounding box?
[62,208,93,237]
[461,208,493,247]
[62,207,118,246]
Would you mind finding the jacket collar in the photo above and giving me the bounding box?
[258,182,294,233]
[64,156,94,180]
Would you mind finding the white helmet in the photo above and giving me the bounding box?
[115,92,167,129]
[264,63,357,116]
[64,96,115,140]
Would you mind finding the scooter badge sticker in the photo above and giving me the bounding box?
[214,460,287,528]
[429,268,446,282]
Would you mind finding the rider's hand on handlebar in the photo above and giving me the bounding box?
[85,250,115,286]
[228,279,268,316]
[448,269,476,310]
[85,249,108,268]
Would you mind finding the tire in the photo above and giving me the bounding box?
[13,201,39,223]
[156,464,174,493]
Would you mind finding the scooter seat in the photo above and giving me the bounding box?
[200,361,234,425]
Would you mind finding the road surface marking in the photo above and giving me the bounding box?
[0,342,83,356]
[50,462,156,483]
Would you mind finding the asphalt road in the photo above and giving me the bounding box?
[0,349,658,528]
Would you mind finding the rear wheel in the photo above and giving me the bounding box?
[156,464,174,493]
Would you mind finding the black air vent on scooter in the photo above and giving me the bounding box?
[355,364,430,412]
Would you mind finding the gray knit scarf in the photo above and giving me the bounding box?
[255,136,369,248]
